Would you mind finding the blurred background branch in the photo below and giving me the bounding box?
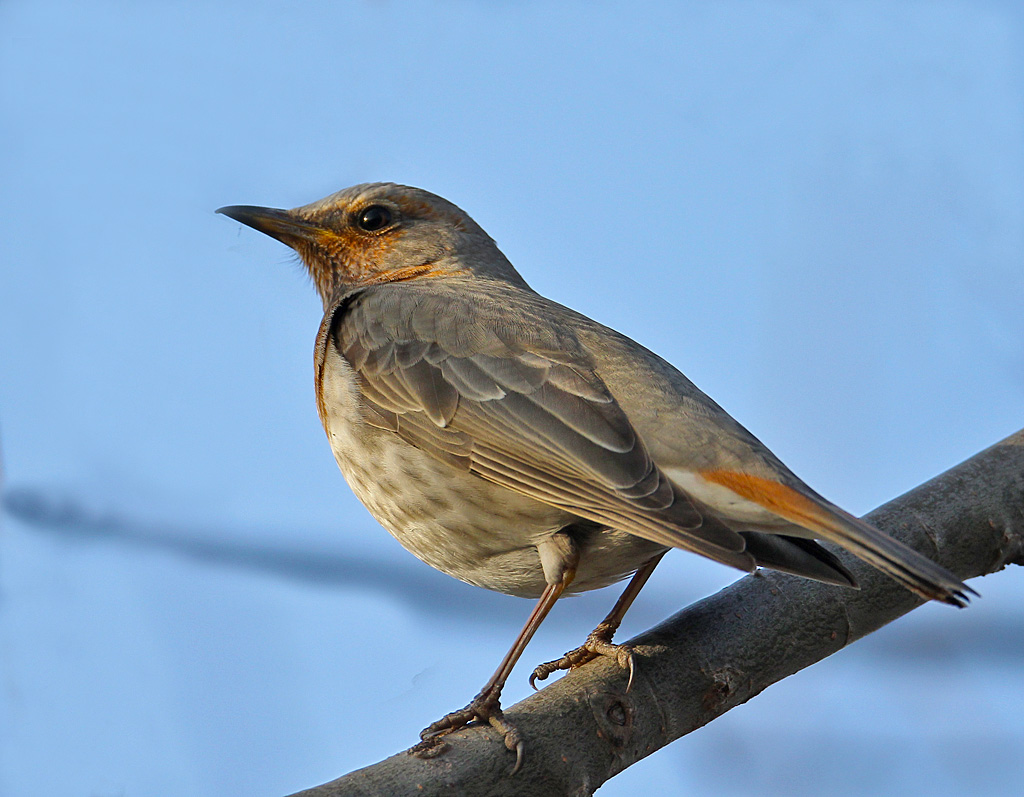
[291,429,1024,797]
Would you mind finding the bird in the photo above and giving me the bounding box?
[217,183,973,772]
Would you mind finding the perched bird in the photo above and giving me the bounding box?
[218,183,972,770]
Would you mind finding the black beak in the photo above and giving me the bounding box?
[216,205,325,247]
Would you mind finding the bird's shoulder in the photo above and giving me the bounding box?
[336,278,590,361]
[321,279,636,454]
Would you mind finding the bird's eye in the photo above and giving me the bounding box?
[357,205,393,232]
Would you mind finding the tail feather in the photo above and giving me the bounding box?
[739,532,858,588]
[818,507,976,607]
[696,470,975,606]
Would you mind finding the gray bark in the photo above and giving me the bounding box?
[288,430,1024,797]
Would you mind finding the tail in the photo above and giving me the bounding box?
[809,505,975,607]
[698,470,975,606]
[739,531,858,588]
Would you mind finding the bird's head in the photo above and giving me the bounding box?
[218,182,526,307]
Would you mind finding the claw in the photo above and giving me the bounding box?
[530,626,638,690]
[419,707,465,739]
[408,686,524,774]
[624,650,636,692]
[530,657,569,689]
[510,737,524,776]
[489,715,524,775]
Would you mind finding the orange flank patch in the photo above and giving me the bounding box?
[700,470,831,530]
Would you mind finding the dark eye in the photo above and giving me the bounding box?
[357,205,393,232]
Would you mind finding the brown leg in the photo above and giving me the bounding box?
[410,538,577,774]
[530,551,666,691]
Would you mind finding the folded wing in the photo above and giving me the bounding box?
[324,284,754,571]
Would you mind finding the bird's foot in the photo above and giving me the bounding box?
[530,622,635,691]
[408,684,524,774]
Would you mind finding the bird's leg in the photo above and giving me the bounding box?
[410,534,578,773]
[530,551,666,691]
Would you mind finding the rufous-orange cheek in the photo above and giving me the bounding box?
[297,217,468,294]
[296,227,399,294]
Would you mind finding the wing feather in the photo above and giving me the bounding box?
[330,284,748,562]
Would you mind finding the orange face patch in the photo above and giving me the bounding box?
[295,223,401,295]
[297,220,466,294]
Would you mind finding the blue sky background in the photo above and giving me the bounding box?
[1,2,1022,795]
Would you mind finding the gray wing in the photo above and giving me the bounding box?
[327,283,754,569]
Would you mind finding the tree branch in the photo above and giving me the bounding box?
[289,430,1024,797]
